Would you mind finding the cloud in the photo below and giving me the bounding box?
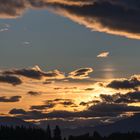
[100,91,140,104]
[30,99,76,111]
[23,41,32,47]
[0,28,8,32]
[43,81,55,84]
[68,68,93,79]
[44,103,140,119]
[59,100,75,106]
[0,23,10,32]
[23,41,30,45]
[0,96,21,102]
[126,91,140,102]
[30,103,55,110]
[11,100,140,120]
[3,66,43,79]
[0,66,94,87]
[45,69,65,79]
[84,88,94,91]
[88,102,140,113]
[0,0,27,18]
[107,76,140,90]
[1,0,140,39]
[97,52,109,58]
[27,91,41,96]
[3,65,65,80]
[9,108,27,115]
[0,75,22,85]
[13,110,48,120]
[2,67,140,122]
[80,100,100,106]
[48,0,140,39]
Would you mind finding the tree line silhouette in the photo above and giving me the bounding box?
[0,125,140,140]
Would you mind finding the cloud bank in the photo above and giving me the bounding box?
[0,0,140,39]
[0,66,94,85]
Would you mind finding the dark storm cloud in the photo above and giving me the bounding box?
[0,75,22,85]
[1,0,140,39]
[107,76,140,90]
[0,96,21,102]
[9,108,27,115]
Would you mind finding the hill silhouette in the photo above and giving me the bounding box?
[0,116,36,128]
[51,114,140,136]
[1,114,140,139]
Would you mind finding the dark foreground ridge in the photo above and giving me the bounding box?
[0,125,140,140]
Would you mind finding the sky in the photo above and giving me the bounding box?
[1,0,140,131]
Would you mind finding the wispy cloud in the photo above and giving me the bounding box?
[1,66,140,127]
[0,23,10,33]
[97,52,109,58]
[0,28,8,32]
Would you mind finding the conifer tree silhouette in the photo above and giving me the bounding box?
[46,125,52,140]
[93,131,102,140]
[53,125,62,140]
[0,125,140,140]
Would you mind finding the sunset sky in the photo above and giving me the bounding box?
[1,0,140,130]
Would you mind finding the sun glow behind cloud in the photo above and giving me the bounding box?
[0,0,140,130]
[1,65,140,119]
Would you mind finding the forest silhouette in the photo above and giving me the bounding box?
[0,125,140,140]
